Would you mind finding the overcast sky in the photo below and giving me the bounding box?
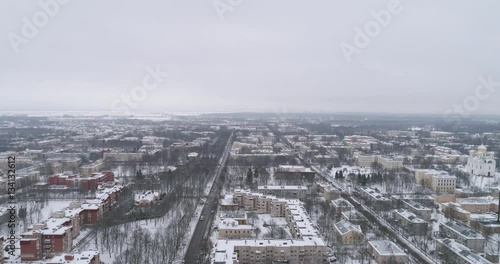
[1,0,499,115]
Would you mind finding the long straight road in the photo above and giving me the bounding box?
[307,162,436,264]
[184,132,233,264]
[267,125,435,264]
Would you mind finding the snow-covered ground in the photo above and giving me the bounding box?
[470,173,500,190]
[0,200,71,238]
[80,198,197,264]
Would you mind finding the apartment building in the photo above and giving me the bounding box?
[20,185,123,261]
[458,197,499,213]
[367,240,407,264]
[387,130,416,137]
[377,156,404,170]
[357,155,376,168]
[315,182,341,201]
[218,219,253,239]
[79,171,115,191]
[331,198,354,217]
[359,187,391,210]
[333,220,364,245]
[49,211,81,239]
[392,209,428,236]
[415,170,456,194]
[220,194,240,211]
[274,165,316,181]
[441,203,471,222]
[285,202,319,240]
[220,211,248,225]
[21,222,72,260]
[439,221,485,252]
[48,171,115,191]
[80,160,105,177]
[257,185,308,199]
[20,237,42,261]
[46,157,82,172]
[103,152,143,162]
[402,200,432,221]
[214,239,328,264]
[432,174,457,194]
[48,173,79,188]
[469,213,500,235]
[344,135,377,150]
[215,191,328,264]
[356,155,403,170]
[233,189,289,217]
[436,239,490,264]
[341,210,368,226]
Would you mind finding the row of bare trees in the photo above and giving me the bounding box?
[90,199,197,264]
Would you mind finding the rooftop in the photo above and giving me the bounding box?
[368,240,407,256]
[332,198,354,208]
[219,219,252,230]
[459,196,498,205]
[334,220,362,235]
[394,209,426,223]
[48,251,99,264]
[438,239,490,264]
[258,185,307,190]
[441,221,484,239]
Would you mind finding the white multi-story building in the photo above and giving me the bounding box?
[216,191,329,264]
[415,170,456,194]
[431,174,457,194]
[257,186,308,199]
[356,155,403,170]
[466,145,496,177]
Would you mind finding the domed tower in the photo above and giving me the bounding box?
[477,145,487,157]
[467,144,496,177]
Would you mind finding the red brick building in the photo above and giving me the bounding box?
[20,237,42,261]
[20,183,123,261]
[80,203,103,226]
[48,171,115,192]
[80,171,115,191]
[20,222,72,261]
[47,174,78,188]
[42,229,72,258]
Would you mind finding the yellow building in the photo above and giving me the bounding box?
[333,220,364,245]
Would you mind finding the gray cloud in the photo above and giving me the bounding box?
[1,0,499,114]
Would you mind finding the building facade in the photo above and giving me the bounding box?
[439,221,485,252]
[367,240,407,264]
[466,145,496,177]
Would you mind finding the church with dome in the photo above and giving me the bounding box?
[466,145,496,177]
